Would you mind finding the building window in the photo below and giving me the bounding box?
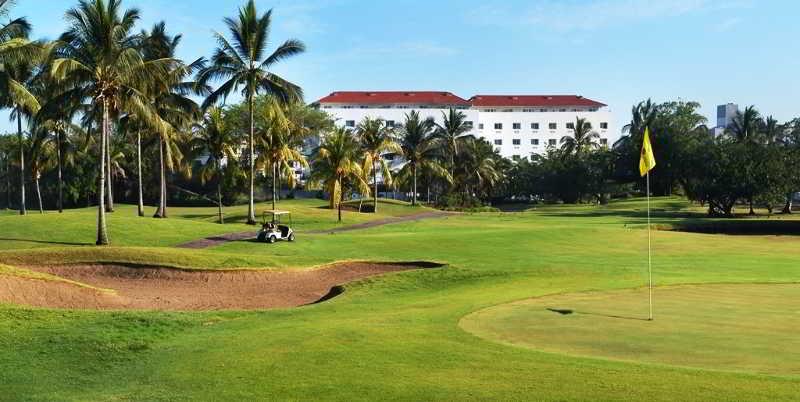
[502,108,513,112]
[585,122,592,129]
[531,123,540,130]
[548,139,557,146]
[566,122,575,130]
[345,120,355,127]
[539,108,547,112]
[600,122,609,129]
[478,123,484,130]
[386,120,395,128]
[512,155,521,161]
[494,123,503,130]
[549,123,557,130]
[600,138,608,145]
[522,108,533,112]
[465,121,474,128]
[485,108,496,112]
[494,139,503,145]
[559,108,567,112]
[360,105,369,109]
[531,139,539,145]
[512,123,521,130]
[512,139,521,145]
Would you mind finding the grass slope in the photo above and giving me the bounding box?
[0,197,798,401]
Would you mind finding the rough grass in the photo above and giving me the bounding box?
[0,197,799,401]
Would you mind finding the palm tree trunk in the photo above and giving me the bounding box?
[749,198,755,216]
[412,164,418,206]
[136,131,144,217]
[272,161,277,211]
[34,173,43,214]
[154,138,165,218]
[5,154,10,209]
[217,165,224,224]
[783,193,793,214]
[96,100,110,245]
[373,160,378,213]
[105,125,114,213]
[246,94,256,225]
[338,184,344,222]
[56,130,63,213]
[17,111,25,215]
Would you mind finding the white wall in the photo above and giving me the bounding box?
[320,104,616,160]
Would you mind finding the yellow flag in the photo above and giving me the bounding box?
[639,127,656,177]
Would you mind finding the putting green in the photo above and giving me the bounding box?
[460,284,800,377]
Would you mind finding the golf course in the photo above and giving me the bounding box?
[0,197,798,401]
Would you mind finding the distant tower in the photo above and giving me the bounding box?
[713,103,738,136]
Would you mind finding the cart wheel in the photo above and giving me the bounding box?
[268,235,277,244]
[288,233,295,242]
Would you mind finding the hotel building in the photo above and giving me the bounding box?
[314,91,616,160]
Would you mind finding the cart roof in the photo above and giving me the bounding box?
[263,210,291,215]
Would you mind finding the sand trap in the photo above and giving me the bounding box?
[0,262,441,311]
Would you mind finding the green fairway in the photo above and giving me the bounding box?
[460,283,800,377]
[1,197,799,401]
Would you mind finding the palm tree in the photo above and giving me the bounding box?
[456,138,502,200]
[728,105,761,143]
[255,97,310,211]
[51,0,177,245]
[192,107,237,224]
[760,115,782,144]
[398,111,448,205]
[310,127,368,222]
[434,108,472,177]
[356,117,400,213]
[621,99,658,140]
[196,0,305,225]
[139,22,205,219]
[26,124,53,213]
[560,117,600,156]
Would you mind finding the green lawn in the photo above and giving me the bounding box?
[1,197,798,401]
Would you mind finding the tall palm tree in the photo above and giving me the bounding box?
[560,116,600,156]
[760,115,782,144]
[51,0,177,245]
[398,111,448,206]
[255,97,310,211]
[196,0,305,225]
[26,124,53,213]
[310,127,368,222]
[191,107,237,224]
[434,108,472,177]
[621,99,658,140]
[456,138,502,199]
[356,117,400,213]
[139,22,205,219]
[728,105,761,143]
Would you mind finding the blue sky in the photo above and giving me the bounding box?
[2,0,799,132]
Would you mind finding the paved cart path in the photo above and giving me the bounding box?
[175,210,453,249]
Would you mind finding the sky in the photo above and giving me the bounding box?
[2,0,800,132]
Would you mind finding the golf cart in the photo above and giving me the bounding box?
[257,210,295,243]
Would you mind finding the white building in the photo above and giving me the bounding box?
[314,91,616,160]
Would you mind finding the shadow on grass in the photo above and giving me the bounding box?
[0,237,90,246]
[546,307,650,321]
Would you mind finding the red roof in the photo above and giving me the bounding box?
[317,91,471,106]
[469,95,606,108]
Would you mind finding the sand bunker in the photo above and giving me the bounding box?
[0,262,440,311]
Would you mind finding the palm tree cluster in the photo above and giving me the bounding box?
[0,0,307,245]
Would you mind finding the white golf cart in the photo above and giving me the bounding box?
[257,210,295,243]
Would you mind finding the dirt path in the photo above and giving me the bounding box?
[0,262,441,311]
[175,210,452,249]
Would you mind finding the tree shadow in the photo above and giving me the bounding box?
[0,237,90,246]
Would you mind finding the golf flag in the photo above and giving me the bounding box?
[639,127,656,177]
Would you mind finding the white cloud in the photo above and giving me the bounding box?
[465,0,754,32]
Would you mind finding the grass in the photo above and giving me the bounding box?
[0,196,799,400]
[460,283,800,377]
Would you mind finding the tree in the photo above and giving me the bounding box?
[560,116,599,156]
[191,107,237,223]
[255,97,310,211]
[52,0,177,245]
[310,127,368,222]
[434,108,472,178]
[728,106,761,143]
[196,0,305,225]
[455,138,501,200]
[397,111,447,206]
[356,117,400,213]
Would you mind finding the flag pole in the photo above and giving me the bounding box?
[647,171,653,321]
